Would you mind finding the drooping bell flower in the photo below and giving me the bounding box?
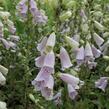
[0,38,10,50]
[0,65,8,76]
[8,35,20,42]
[43,51,55,73]
[76,46,84,65]
[37,37,48,53]
[20,4,28,19]
[45,33,56,53]
[59,73,84,88]
[35,54,46,68]
[6,19,16,34]
[32,52,55,90]
[93,33,104,47]
[30,0,37,11]
[65,36,79,50]
[32,67,50,91]
[16,0,28,20]
[60,47,72,70]
[8,41,17,49]
[52,91,62,105]
[68,84,78,100]
[85,42,93,62]
[41,75,54,100]
[0,101,7,109]
[91,45,101,58]
[31,9,47,25]
[95,77,109,92]
[0,72,6,85]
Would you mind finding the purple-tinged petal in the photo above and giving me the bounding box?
[85,42,93,62]
[43,52,55,69]
[0,38,10,50]
[32,67,51,91]
[37,37,48,53]
[91,45,101,58]
[8,26,16,34]
[9,35,20,42]
[68,84,78,100]
[76,46,84,65]
[95,77,109,92]
[93,33,104,47]
[60,47,72,70]
[52,92,62,105]
[30,0,37,11]
[59,73,79,88]
[41,75,54,100]
[35,54,45,68]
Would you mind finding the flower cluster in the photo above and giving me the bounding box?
[32,33,84,101]
[0,8,19,50]
[16,0,47,25]
[32,33,55,100]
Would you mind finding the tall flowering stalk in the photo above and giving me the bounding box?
[16,0,47,25]
[0,8,19,50]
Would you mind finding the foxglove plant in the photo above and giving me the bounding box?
[0,8,19,50]
[16,0,47,25]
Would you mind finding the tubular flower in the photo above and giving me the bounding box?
[68,84,78,100]
[95,77,109,92]
[60,47,72,70]
[0,8,20,50]
[16,0,47,24]
[85,42,93,62]
[76,46,85,65]
[59,73,84,100]
[41,75,54,100]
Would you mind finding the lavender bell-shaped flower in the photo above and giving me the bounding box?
[68,84,78,100]
[0,38,10,50]
[95,77,109,92]
[37,37,48,53]
[30,0,37,11]
[91,45,101,58]
[43,51,55,74]
[60,47,72,70]
[32,52,55,90]
[32,68,50,91]
[35,54,46,68]
[52,92,62,105]
[76,46,85,65]
[16,0,28,20]
[45,32,56,53]
[93,33,104,47]
[85,42,93,62]
[59,73,80,88]
[41,75,54,100]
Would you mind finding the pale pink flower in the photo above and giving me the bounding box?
[60,47,72,70]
